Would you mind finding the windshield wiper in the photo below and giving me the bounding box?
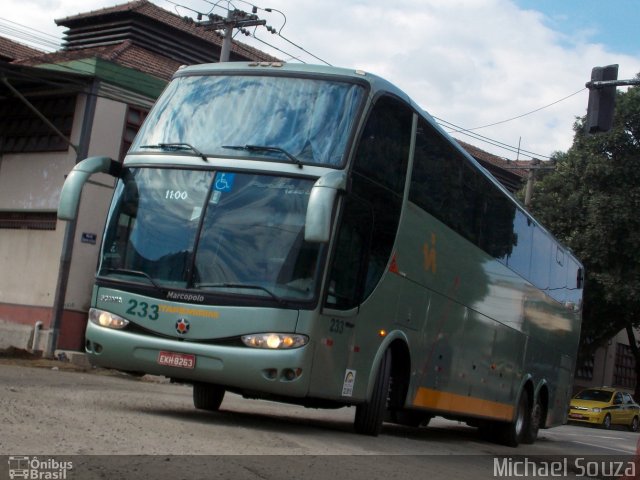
[140,143,208,162]
[196,283,284,303]
[221,144,303,169]
[99,268,165,292]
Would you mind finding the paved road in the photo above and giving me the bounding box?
[1,362,638,479]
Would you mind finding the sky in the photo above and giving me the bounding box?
[0,0,639,161]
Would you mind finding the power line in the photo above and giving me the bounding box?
[466,87,587,131]
[0,17,61,51]
[249,29,306,63]
[274,32,331,66]
[434,116,552,160]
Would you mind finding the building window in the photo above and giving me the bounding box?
[0,95,76,153]
[119,105,148,161]
[575,353,594,380]
[0,212,57,230]
[613,343,636,389]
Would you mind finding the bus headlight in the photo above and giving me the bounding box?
[89,308,129,329]
[241,333,308,349]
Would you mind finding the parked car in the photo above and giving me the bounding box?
[569,387,640,431]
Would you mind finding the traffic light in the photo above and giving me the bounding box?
[585,64,618,133]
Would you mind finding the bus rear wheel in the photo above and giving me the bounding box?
[500,392,530,447]
[521,398,542,444]
[193,382,225,411]
[354,349,392,436]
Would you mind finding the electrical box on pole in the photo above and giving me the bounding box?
[197,9,266,62]
[585,64,618,133]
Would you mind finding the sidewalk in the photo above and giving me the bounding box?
[0,346,91,371]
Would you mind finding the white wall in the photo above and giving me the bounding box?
[65,96,127,312]
[0,225,65,306]
[0,152,74,210]
[0,95,127,311]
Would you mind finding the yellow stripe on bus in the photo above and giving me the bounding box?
[412,387,514,422]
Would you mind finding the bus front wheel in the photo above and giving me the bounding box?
[193,382,225,411]
[354,349,392,436]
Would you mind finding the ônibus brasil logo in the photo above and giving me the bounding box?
[8,456,73,479]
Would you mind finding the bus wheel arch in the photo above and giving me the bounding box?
[388,339,411,410]
[387,339,429,427]
[354,336,411,435]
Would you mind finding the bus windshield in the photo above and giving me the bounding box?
[99,168,321,302]
[130,75,365,167]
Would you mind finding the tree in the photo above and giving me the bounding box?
[527,75,640,397]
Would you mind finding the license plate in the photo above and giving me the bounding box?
[569,413,586,420]
[157,351,196,369]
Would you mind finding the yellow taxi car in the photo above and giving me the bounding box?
[569,387,640,431]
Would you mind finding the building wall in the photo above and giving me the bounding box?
[574,329,639,395]
[65,96,127,313]
[0,152,72,210]
[0,150,74,313]
[0,92,132,350]
[55,96,128,350]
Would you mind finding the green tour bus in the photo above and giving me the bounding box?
[58,62,583,446]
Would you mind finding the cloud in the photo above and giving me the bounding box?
[2,0,639,159]
[250,0,640,158]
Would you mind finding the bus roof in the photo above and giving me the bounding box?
[174,61,409,99]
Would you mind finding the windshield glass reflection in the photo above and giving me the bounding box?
[99,168,321,302]
[131,75,365,166]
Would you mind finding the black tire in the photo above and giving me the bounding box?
[193,382,225,411]
[521,398,542,444]
[630,416,639,432]
[602,413,612,430]
[501,392,530,447]
[354,349,392,436]
[389,410,432,428]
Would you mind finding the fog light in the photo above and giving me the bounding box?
[284,368,303,381]
[263,368,278,380]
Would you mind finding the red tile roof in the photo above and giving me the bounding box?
[456,139,529,177]
[15,40,182,81]
[0,37,45,62]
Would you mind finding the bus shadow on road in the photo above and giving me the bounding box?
[141,402,488,447]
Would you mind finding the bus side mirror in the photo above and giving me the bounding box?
[304,171,347,243]
[58,156,121,221]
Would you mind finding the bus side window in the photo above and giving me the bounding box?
[325,196,373,309]
[350,95,412,300]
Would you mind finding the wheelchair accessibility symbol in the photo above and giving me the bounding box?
[214,173,235,192]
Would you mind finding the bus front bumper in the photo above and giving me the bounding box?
[85,321,312,397]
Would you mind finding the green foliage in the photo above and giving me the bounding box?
[528,79,640,354]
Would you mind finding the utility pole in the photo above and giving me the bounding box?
[197,9,267,62]
[503,159,555,208]
[524,159,540,208]
[523,160,555,208]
